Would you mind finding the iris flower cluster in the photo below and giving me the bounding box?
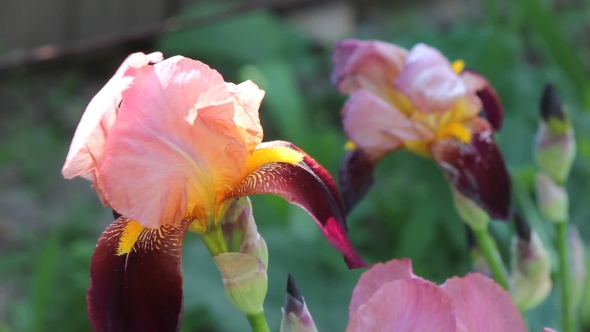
[61,38,583,332]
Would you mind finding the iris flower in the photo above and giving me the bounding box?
[332,40,511,219]
[347,259,531,331]
[62,52,366,331]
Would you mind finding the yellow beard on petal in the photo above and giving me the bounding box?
[117,220,146,255]
[245,146,304,175]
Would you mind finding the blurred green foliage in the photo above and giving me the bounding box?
[1,0,589,331]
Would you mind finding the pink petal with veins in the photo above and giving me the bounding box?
[61,52,163,203]
[342,90,421,153]
[98,56,264,228]
[332,39,407,100]
[395,44,479,114]
[441,273,527,332]
[347,279,456,332]
[349,258,420,318]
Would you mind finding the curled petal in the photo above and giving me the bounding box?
[228,141,367,269]
[342,90,420,153]
[98,56,264,228]
[339,148,382,214]
[332,39,408,99]
[87,216,190,332]
[441,273,527,332]
[349,258,419,318]
[395,44,478,114]
[61,52,163,203]
[346,279,456,332]
[461,69,503,130]
[431,118,511,220]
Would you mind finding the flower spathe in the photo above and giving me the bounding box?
[333,40,510,219]
[346,258,528,332]
[62,53,366,331]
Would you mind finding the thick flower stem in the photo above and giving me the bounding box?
[246,311,271,332]
[556,222,574,332]
[473,227,509,290]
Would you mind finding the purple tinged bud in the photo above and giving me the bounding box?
[535,84,576,184]
[510,229,552,311]
[213,197,269,315]
[280,274,318,332]
[536,172,569,223]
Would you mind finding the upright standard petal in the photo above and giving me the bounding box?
[342,89,420,153]
[346,279,456,332]
[228,141,367,269]
[98,56,264,228]
[87,216,191,332]
[332,39,408,99]
[441,273,527,332]
[431,118,511,220]
[348,258,417,318]
[395,44,479,114]
[61,52,163,202]
[461,69,504,130]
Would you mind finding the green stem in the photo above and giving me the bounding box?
[246,311,271,332]
[201,225,229,256]
[556,222,574,332]
[473,227,509,289]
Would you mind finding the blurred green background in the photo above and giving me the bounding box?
[1,0,589,331]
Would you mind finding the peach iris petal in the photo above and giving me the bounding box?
[346,279,456,332]
[332,39,408,100]
[395,43,479,114]
[98,56,264,228]
[61,52,163,203]
[342,90,421,153]
[349,258,418,318]
[440,273,527,332]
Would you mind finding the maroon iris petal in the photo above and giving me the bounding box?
[463,69,504,131]
[229,141,368,269]
[339,148,380,214]
[431,118,511,220]
[87,217,190,332]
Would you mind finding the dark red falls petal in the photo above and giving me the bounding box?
[431,118,512,221]
[229,143,368,269]
[339,148,380,214]
[87,217,190,332]
[463,69,504,131]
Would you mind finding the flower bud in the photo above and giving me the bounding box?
[536,172,569,223]
[535,84,576,184]
[280,274,318,332]
[213,197,269,315]
[510,227,552,311]
[452,188,489,230]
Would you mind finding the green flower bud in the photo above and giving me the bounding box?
[213,197,269,315]
[510,231,552,311]
[280,275,318,332]
[536,172,569,223]
[535,84,576,184]
[452,188,489,230]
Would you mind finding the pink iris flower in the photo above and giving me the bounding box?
[62,52,366,331]
[332,40,510,219]
[347,258,528,332]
